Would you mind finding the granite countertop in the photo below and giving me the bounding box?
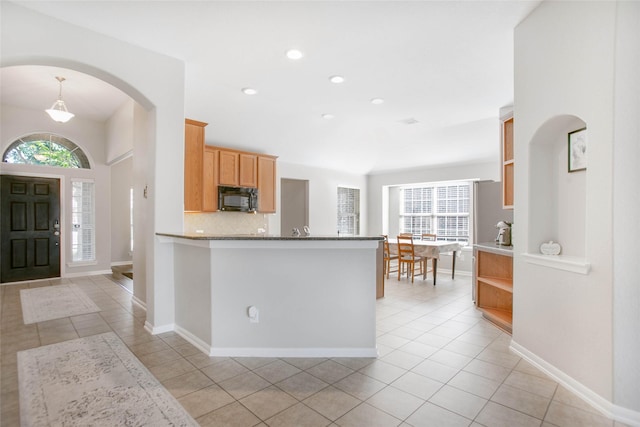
[157,232,384,241]
[474,241,514,256]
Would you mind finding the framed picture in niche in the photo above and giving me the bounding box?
[568,127,587,172]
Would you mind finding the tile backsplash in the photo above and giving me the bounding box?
[184,212,269,235]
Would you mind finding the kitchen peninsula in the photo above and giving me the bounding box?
[157,233,383,358]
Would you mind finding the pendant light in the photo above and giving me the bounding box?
[45,76,74,123]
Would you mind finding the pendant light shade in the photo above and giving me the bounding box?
[45,76,74,123]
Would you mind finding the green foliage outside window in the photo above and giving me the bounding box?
[2,134,90,169]
[5,140,81,168]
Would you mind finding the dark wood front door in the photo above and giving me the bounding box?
[1,175,61,283]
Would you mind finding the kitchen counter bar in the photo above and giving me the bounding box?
[157,233,383,358]
[157,232,382,241]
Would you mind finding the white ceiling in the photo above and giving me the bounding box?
[1,1,540,174]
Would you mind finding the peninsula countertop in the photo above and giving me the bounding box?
[156,232,384,241]
[158,230,381,357]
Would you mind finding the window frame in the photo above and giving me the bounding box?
[399,181,470,244]
[2,133,91,169]
[337,186,361,236]
[70,179,96,264]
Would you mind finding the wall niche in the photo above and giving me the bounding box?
[525,115,590,274]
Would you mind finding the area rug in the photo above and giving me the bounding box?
[20,284,101,324]
[18,332,199,426]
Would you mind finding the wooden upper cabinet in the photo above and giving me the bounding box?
[257,155,277,213]
[202,147,219,212]
[218,150,239,186]
[184,119,207,212]
[218,150,258,188]
[239,153,258,187]
[191,142,277,213]
[502,116,514,209]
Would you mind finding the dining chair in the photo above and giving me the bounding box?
[396,234,424,283]
[419,234,436,278]
[382,235,398,280]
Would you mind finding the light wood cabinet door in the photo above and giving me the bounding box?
[202,147,218,212]
[257,156,277,213]
[184,119,207,211]
[239,153,258,187]
[219,150,239,186]
[502,116,514,209]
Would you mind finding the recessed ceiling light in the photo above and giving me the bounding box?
[285,49,304,60]
[321,113,335,120]
[242,87,257,95]
[329,75,345,84]
[370,98,385,105]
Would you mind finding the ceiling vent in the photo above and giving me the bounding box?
[398,117,420,125]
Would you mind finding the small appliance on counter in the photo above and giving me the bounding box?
[495,221,512,246]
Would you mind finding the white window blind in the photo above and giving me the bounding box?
[400,182,470,244]
[337,187,360,236]
[71,180,95,262]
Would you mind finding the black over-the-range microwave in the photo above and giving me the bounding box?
[218,186,258,212]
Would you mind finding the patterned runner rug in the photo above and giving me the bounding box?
[18,332,198,426]
[20,284,100,324]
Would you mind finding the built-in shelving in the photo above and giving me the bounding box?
[475,246,513,333]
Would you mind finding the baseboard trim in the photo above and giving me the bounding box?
[174,325,212,356]
[613,405,640,427]
[208,346,378,358]
[510,340,640,426]
[131,295,146,310]
[110,261,133,267]
[172,324,377,358]
[144,321,174,335]
[65,269,113,278]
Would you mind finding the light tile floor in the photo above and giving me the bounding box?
[0,273,627,427]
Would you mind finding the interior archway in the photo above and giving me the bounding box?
[1,61,152,312]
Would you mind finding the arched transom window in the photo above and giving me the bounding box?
[2,133,90,169]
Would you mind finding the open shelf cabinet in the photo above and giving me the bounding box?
[475,248,513,333]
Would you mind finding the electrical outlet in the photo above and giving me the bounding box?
[248,306,259,323]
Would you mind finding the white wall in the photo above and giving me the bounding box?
[272,161,368,237]
[612,1,640,416]
[1,2,186,332]
[106,99,135,164]
[132,102,150,307]
[106,99,136,266]
[0,104,113,276]
[513,2,640,422]
[110,156,133,264]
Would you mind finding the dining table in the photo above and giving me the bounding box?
[387,238,462,285]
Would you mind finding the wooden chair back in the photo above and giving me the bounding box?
[421,233,437,241]
[382,235,398,279]
[396,235,416,260]
[396,234,424,283]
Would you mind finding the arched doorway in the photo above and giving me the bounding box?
[2,1,186,332]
